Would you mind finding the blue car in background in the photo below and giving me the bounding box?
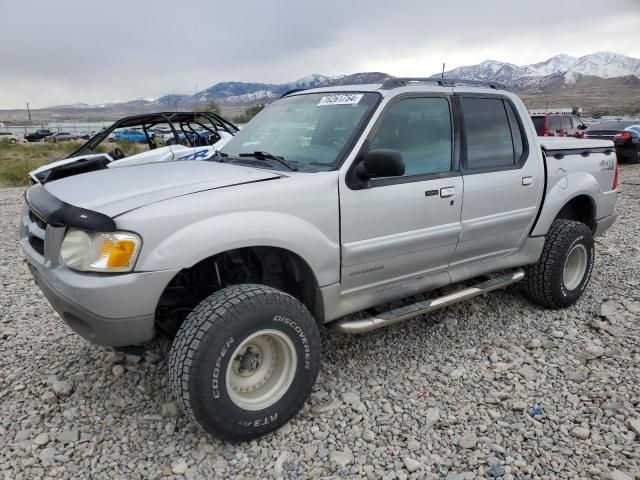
[166,129,215,146]
[111,129,154,143]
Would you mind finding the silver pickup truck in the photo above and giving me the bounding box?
[19,78,618,440]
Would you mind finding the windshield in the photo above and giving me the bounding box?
[221,92,380,169]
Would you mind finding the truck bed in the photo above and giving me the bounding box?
[531,136,617,237]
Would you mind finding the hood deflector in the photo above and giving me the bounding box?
[25,184,116,232]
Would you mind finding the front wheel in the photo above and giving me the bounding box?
[169,284,321,441]
[525,220,594,309]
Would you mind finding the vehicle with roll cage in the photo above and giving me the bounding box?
[20,78,617,441]
[28,111,239,184]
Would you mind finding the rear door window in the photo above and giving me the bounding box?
[461,97,515,170]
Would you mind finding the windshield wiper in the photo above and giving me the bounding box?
[238,151,298,171]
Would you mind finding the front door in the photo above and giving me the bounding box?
[339,95,462,296]
[450,93,542,265]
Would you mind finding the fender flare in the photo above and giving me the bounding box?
[531,170,599,236]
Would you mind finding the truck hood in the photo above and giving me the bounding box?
[43,160,282,217]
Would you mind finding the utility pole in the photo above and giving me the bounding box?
[26,102,32,126]
[441,63,446,78]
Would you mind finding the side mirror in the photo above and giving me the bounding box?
[359,149,405,179]
[578,124,587,130]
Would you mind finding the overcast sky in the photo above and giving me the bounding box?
[0,0,638,109]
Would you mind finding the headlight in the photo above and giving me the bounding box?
[60,229,141,272]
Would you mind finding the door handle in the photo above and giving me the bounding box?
[522,176,533,186]
[440,186,456,198]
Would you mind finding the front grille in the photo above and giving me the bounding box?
[25,209,47,257]
[29,210,47,230]
[29,236,45,255]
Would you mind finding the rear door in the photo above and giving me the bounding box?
[571,116,586,137]
[339,95,462,296]
[450,93,542,265]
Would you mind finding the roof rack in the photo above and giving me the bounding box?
[380,77,507,90]
[280,88,308,98]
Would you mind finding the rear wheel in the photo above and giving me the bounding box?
[169,284,321,441]
[525,220,594,308]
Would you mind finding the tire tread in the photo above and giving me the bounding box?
[525,220,593,308]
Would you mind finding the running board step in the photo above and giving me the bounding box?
[332,269,525,334]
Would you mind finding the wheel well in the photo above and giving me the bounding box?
[554,195,595,232]
[155,247,320,337]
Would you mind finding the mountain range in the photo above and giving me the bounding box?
[434,51,640,91]
[27,51,640,118]
[151,51,640,107]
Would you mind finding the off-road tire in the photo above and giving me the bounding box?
[525,220,594,309]
[168,284,321,441]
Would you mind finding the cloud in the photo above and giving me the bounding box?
[0,0,638,108]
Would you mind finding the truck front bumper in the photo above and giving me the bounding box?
[20,230,178,347]
[25,261,178,347]
[19,198,179,347]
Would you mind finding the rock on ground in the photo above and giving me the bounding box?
[1,164,639,478]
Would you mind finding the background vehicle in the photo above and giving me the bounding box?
[531,114,587,137]
[24,128,53,142]
[110,129,154,143]
[165,129,233,147]
[27,111,239,183]
[586,121,640,163]
[0,131,20,144]
[45,132,77,143]
[150,127,174,143]
[19,80,617,441]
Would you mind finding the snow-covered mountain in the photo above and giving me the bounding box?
[189,73,344,105]
[40,52,640,112]
[568,51,640,79]
[520,54,578,77]
[437,52,640,91]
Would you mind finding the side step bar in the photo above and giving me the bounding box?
[332,269,525,334]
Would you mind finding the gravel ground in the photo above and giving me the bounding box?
[1,165,639,480]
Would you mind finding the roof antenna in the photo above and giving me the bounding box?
[441,62,446,79]
[192,83,198,159]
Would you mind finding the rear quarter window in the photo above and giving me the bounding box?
[531,116,545,131]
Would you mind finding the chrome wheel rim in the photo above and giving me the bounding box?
[563,244,587,290]
[225,329,297,411]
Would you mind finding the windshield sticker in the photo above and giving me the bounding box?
[317,94,364,106]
